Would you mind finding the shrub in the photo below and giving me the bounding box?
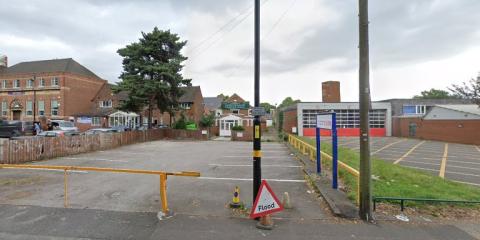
[232,125,245,131]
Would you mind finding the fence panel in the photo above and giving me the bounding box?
[0,129,205,164]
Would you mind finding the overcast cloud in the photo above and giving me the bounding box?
[1,0,479,104]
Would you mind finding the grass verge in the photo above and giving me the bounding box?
[298,137,480,208]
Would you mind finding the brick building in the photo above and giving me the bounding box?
[152,86,204,127]
[0,58,106,125]
[393,104,480,145]
[278,81,392,137]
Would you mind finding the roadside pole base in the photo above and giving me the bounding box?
[255,215,274,230]
[229,202,242,209]
[157,210,174,220]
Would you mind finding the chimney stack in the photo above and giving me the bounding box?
[0,55,7,69]
[322,81,341,103]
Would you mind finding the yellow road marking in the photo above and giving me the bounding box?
[394,140,426,164]
[439,143,449,178]
[372,139,406,154]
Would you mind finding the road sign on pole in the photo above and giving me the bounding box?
[250,180,284,219]
[316,113,338,189]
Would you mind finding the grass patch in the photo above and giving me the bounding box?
[298,137,480,207]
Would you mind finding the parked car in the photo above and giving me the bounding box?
[0,120,34,138]
[50,120,79,133]
[111,125,131,132]
[37,130,66,137]
[83,128,118,135]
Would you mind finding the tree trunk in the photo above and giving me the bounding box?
[148,104,153,129]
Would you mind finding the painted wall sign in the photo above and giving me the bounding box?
[222,102,250,110]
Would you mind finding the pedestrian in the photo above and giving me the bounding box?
[34,122,42,135]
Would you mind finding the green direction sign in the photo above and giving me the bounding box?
[222,102,250,110]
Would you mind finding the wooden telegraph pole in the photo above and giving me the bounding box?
[358,0,373,221]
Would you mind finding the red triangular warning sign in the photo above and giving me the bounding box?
[250,180,284,219]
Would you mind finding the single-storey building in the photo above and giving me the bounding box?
[393,104,480,145]
[280,102,392,137]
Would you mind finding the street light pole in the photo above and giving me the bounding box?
[253,0,262,205]
[358,0,373,221]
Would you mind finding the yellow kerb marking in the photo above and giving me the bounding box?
[372,139,406,154]
[394,140,425,164]
[439,143,449,178]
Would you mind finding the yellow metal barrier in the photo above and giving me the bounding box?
[288,134,360,205]
[0,164,200,213]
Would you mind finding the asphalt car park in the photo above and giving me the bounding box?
[0,140,327,220]
[320,136,480,187]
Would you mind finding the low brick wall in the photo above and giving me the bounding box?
[1,129,206,164]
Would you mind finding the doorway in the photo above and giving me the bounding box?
[12,110,21,120]
[218,115,242,137]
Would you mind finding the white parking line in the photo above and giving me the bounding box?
[402,160,480,171]
[64,157,128,163]
[198,177,305,183]
[208,164,302,168]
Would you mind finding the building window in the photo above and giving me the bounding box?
[232,109,239,114]
[51,100,59,116]
[51,77,59,86]
[1,80,7,88]
[27,79,34,88]
[26,101,33,116]
[1,101,7,116]
[179,103,191,109]
[99,100,112,108]
[39,78,45,87]
[38,101,45,116]
[92,117,101,126]
[302,109,386,129]
[13,79,20,88]
[403,105,426,115]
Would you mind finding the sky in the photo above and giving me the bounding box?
[1,0,479,105]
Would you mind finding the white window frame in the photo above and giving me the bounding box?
[1,80,7,89]
[99,100,112,108]
[180,103,191,110]
[51,77,59,87]
[26,101,33,116]
[38,101,45,116]
[92,117,101,126]
[51,100,59,116]
[1,101,7,116]
[232,109,240,114]
[416,105,426,115]
[13,79,20,88]
[27,79,34,88]
[39,78,45,87]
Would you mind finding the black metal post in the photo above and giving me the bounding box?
[33,75,36,123]
[253,0,262,204]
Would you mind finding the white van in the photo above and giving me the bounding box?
[51,120,79,133]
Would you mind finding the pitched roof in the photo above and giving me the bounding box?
[225,93,245,103]
[1,58,100,79]
[179,86,201,103]
[203,97,223,109]
[436,104,480,116]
